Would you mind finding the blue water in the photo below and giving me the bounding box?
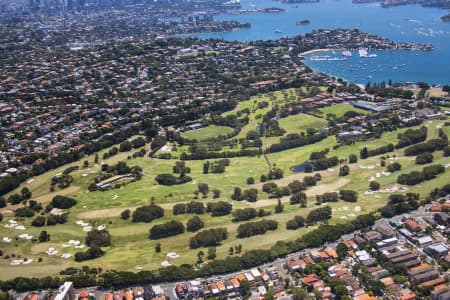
[193,0,450,85]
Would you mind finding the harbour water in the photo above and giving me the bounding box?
[193,0,450,85]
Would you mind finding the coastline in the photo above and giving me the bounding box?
[299,48,331,56]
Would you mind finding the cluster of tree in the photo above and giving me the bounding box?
[260,114,286,137]
[415,152,434,165]
[315,192,339,204]
[4,187,32,206]
[50,174,74,190]
[1,126,141,197]
[102,147,119,160]
[404,138,447,156]
[189,228,228,248]
[0,174,22,197]
[236,219,278,238]
[397,164,445,186]
[172,201,205,215]
[74,245,105,262]
[286,216,306,230]
[31,213,69,227]
[380,193,420,218]
[365,84,414,99]
[308,156,339,172]
[396,127,427,149]
[186,216,204,232]
[232,208,258,222]
[86,229,111,247]
[387,162,402,173]
[119,137,146,152]
[206,201,232,216]
[306,205,332,225]
[231,187,258,202]
[149,220,185,239]
[339,190,358,202]
[131,204,164,223]
[260,167,284,182]
[290,192,307,207]
[172,161,191,175]
[0,213,379,292]
[309,149,329,160]
[180,146,261,161]
[360,144,394,159]
[266,132,328,153]
[51,195,77,209]
[154,173,192,186]
[203,159,230,174]
[74,229,111,262]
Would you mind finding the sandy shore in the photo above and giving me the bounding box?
[299,48,332,56]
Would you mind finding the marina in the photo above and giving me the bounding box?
[192,0,450,85]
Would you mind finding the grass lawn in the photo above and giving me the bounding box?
[181,125,234,141]
[278,113,328,133]
[318,103,368,118]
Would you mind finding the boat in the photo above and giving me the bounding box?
[296,19,310,25]
[274,29,282,34]
[342,50,352,57]
[358,48,377,58]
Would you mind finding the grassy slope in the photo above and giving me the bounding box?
[0,100,448,280]
[181,125,234,141]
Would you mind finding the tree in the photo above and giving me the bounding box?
[149,220,185,239]
[51,195,77,209]
[339,165,350,176]
[292,287,308,300]
[290,192,306,205]
[246,177,254,185]
[348,154,358,164]
[39,230,50,242]
[120,209,131,220]
[198,183,209,198]
[229,247,234,255]
[369,181,380,191]
[86,229,111,247]
[207,247,217,260]
[360,147,368,159]
[21,187,32,200]
[212,189,221,199]
[155,243,161,253]
[231,187,243,201]
[275,198,283,213]
[187,216,204,232]
[132,204,164,223]
[240,280,251,298]
[336,242,348,258]
[339,190,358,202]
[416,152,433,165]
[197,251,204,264]
[32,216,46,227]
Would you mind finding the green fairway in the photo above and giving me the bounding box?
[318,103,369,118]
[278,113,328,133]
[181,125,234,141]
